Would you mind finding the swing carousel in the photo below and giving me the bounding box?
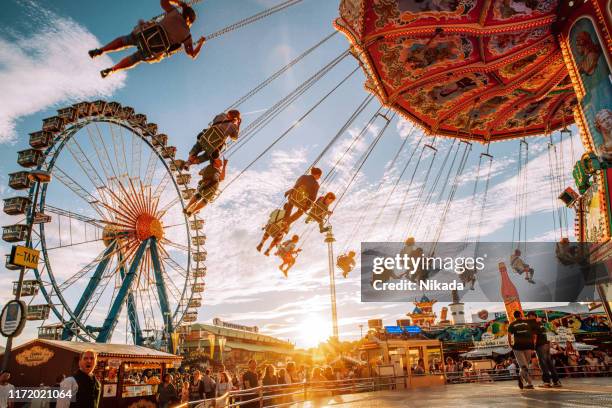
[4,0,611,351]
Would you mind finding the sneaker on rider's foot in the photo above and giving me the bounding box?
[256,244,262,252]
[100,68,112,78]
[538,383,552,388]
[88,48,103,58]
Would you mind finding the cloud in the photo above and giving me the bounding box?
[0,1,125,142]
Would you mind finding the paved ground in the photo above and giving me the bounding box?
[296,378,612,408]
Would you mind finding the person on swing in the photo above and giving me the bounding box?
[183,153,227,216]
[276,235,301,277]
[337,251,356,278]
[257,208,289,256]
[89,0,205,78]
[283,167,322,226]
[304,192,335,233]
[187,110,242,166]
[510,248,535,284]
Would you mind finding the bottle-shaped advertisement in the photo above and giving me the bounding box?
[499,261,523,322]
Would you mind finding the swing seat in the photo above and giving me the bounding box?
[287,187,312,211]
[197,184,220,204]
[135,22,172,60]
[266,220,287,237]
[197,127,228,156]
[305,201,329,223]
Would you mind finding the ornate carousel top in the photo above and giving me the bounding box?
[334,0,578,142]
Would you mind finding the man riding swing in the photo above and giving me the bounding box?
[89,0,205,78]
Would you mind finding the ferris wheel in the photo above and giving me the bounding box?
[2,101,206,349]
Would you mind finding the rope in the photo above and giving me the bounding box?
[365,124,420,238]
[225,31,338,111]
[205,0,304,41]
[329,112,396,218]
[310,94,375,170]
[388,141,433,240]
[226,50,350,158]
[512,139,529,252]
[474,150,493,248]
[405,139,457,237]
[322,106,384,186]
[220,66,360,194]
[430,141,472,254]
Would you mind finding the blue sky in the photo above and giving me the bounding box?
[0,0,583,348]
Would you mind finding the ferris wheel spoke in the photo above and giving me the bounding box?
[161,238,189,253]
[97,239,150,343]
[162,221,187,230]
[150,239,173,332]
[152,171,172,200]
[58,251,104,291]
[60,242,116,339]
[161,247,189,279]
[88,123,119,183]
[64,136,107,191]
[131,131,142,182]
[162,269,182,304]
[53,166,110,220]
[44,204,133,231]
[109,122,129,179]
[157,196,182,218]
[143,148,159,187]
[46,238,105,251]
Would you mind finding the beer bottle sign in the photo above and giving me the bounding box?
[499,261,523,322]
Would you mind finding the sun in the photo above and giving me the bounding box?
[299,315,330,348]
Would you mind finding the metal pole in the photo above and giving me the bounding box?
[325,230,339,339]
[2,178,42,370]
[596,284,612,324]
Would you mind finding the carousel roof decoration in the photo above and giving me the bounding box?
[334,0,577,142]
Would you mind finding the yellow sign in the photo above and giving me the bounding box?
[10,246,40,269]
[16,345,54,367]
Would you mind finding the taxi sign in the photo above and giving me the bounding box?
[10,245,40,269]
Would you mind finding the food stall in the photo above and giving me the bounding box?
[360,333,445,388]
[2,339,181,407]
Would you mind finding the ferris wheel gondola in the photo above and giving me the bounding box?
[2,100,207,350]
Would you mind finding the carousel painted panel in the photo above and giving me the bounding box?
[567,17,612,159]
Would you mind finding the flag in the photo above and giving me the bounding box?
[208,333,216,359]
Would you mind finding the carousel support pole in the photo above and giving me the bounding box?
[325,229,339,340]
[596,284,612,325]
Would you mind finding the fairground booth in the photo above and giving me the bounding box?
[360,325,445,388]
[2,339,181,408]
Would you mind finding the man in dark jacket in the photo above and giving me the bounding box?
[56,350,101,408]
[527,311,562,388]
[507,311,536,389]
[283,167,322,226]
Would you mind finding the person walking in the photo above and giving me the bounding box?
[189,370,205,401]
[56,350,101,408]
[0,370,15,408]
[202,369,216,399]
[507,310,536,389]
[527,311,561,387]
[157,374,178,408]
[242,360,260,408]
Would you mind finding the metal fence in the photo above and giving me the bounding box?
[175,365,612,408]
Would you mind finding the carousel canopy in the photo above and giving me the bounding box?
[335,0,577,142]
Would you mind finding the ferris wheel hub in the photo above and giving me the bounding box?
[135,214,164,241]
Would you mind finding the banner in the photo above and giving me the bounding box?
[207,333,215,359]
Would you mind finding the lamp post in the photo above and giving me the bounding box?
[359,325,363,339]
